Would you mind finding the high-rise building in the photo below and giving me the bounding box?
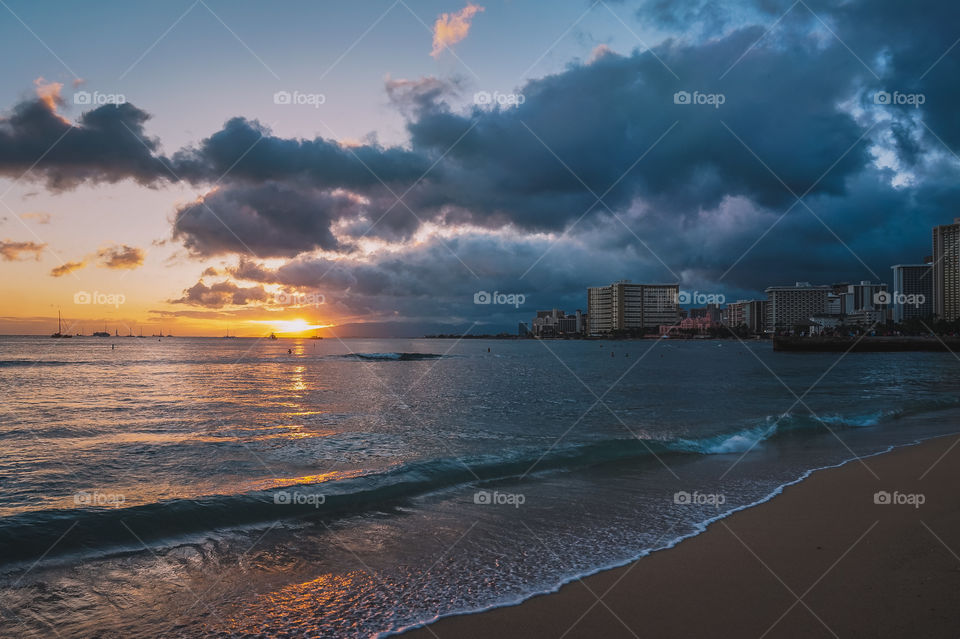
[891,263,933,323]
[725,300,767,333]
[742,300,767,334]
[933,218,960,321]
[586,281,679,335]
[764,283,830,332]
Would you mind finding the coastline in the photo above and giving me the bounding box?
[402,433,960,638]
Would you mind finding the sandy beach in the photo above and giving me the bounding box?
[405,434,960,638]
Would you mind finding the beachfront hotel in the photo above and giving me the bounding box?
[763,283,830,332]
[587,281,680,335]
[932,218,960,321]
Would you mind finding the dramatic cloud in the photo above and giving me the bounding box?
[97,245,145,269]
[431,3,484,58]
[169,117,431,188]
[50,260,86,277]
[0,83,171,189]
[0,239,45,261]
[172,182,361,258]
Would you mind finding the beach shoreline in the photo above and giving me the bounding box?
[403,433,960,638]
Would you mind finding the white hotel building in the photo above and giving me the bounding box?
[587,281,679,334]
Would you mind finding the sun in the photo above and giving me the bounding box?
[253,319,328,335]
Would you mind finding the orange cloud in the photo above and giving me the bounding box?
[34,77,63,112]
[0,239,46,261]
[97,244,145,270]
[50,260,86,277]
[21,212,52,225]
[431,3,484,58]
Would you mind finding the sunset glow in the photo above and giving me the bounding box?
[253,319,330,335]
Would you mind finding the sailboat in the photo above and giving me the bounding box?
[50,310,72,338]
[92,322,110,337]
[137,327,146,339]
[223,328,236,339]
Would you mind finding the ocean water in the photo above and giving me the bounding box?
[1,335,959,637]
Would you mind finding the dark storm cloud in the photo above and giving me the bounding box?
[0,93,171,189]
[169,117,432,189]
[633,0,960,158]
[171,182,361,258]
[161,20,878,250]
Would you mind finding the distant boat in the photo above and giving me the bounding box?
[92,323,110,338]
[310,332,323,340]
[269,332,278,340]
[137,327,146,339]
[50,310,72,338]
[223,328,236,339]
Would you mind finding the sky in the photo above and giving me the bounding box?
[0,0,958,336]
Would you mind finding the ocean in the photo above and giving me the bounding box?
[1,335,958,637]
